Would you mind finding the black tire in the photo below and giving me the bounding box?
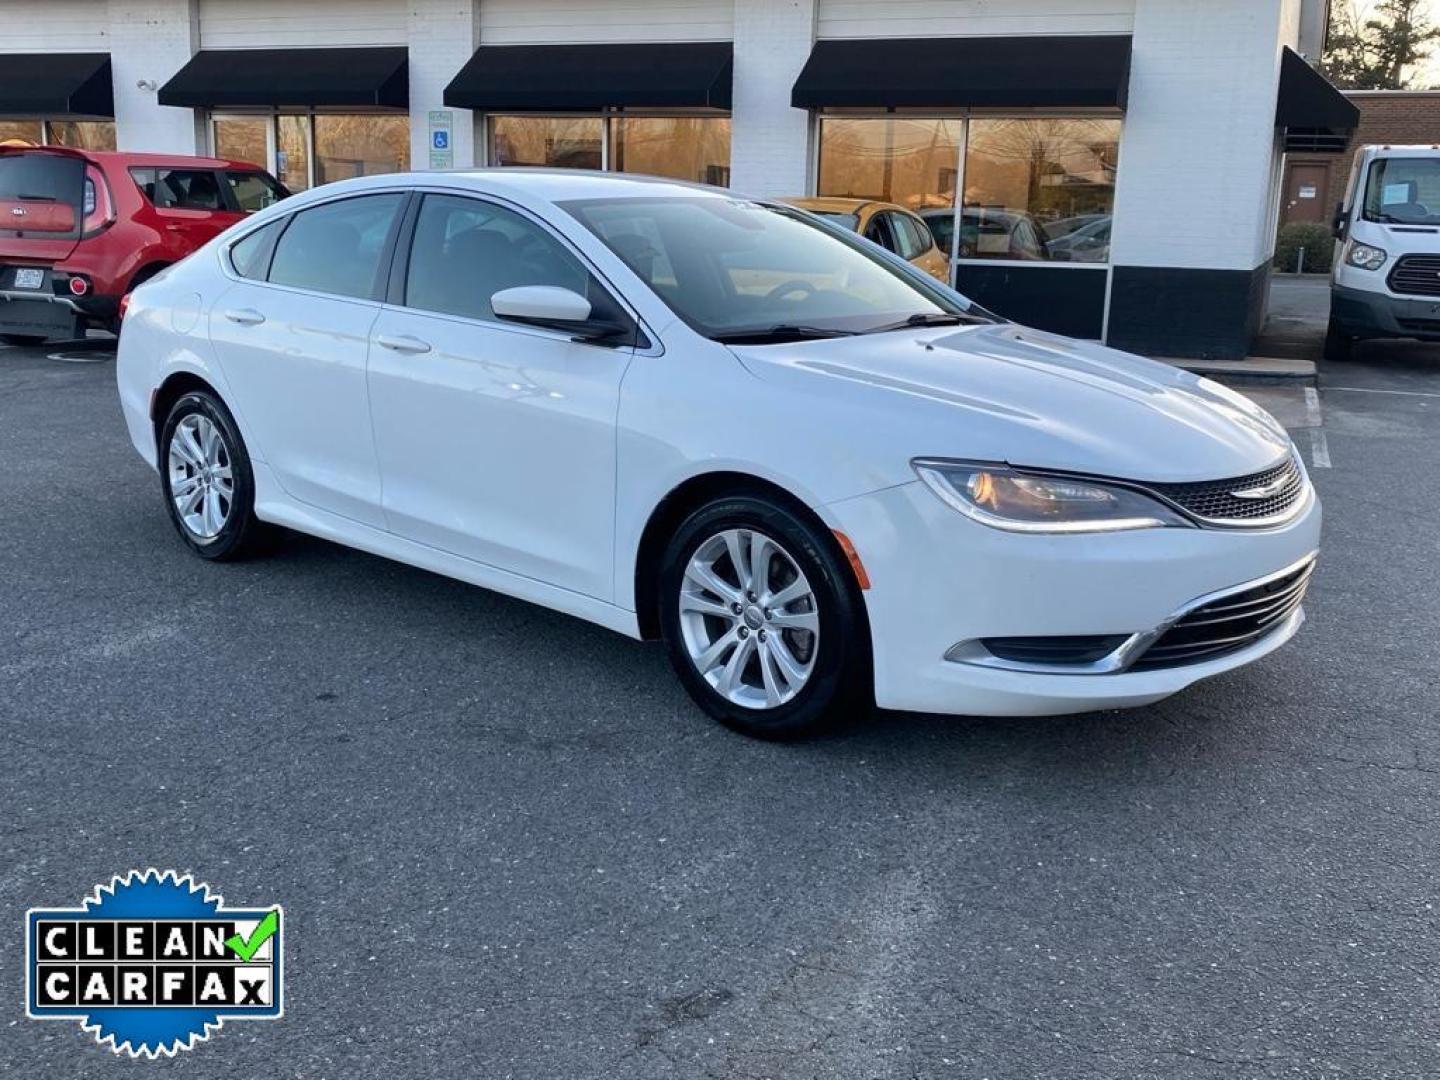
[158,391,266,560]
[1323,316,1354,362]
[0,333,49,347]
[658,494,871,739]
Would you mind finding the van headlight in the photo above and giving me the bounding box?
[912,460,1192,534]
[1346,242,1387,271]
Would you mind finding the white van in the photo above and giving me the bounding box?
[1328,145,1440,360]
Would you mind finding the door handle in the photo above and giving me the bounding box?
[375,334,432,355]
[166,223,184,232]
[223,308,265,326]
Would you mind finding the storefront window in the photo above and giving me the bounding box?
[276,115,311,192]
[214,117,269,169]
[612,117,730,185]
[490,117,603,169]
[0,120,43,147]
[315,115,409,184]
[45,121,116,151]
[961,118,1120,263]
[816,117,962,211]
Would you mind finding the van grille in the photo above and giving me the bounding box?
[1387,254,1440,298]
[1132,560,1314,670]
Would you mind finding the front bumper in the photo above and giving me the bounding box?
[828,479,1322,717]
[1331,282,1440,341]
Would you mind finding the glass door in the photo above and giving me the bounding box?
[212,115,273,173]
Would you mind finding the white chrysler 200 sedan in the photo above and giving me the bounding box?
[116,172,1320,738]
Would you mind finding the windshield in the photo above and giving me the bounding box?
[562,196,978,341]
[1363,157,1440,225]
[810,209,860,230]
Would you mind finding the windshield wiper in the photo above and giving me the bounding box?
[862,312,984,334]
[711,325,858,344]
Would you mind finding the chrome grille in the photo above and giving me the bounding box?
[1387,254,1440,298]
[1143,456,1306,526]
[1132,560,1314,670]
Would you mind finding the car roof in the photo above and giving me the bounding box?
[782,196,912,216]
[0,145,264,171]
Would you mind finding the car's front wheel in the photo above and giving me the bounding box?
[658,494,870,738]
[159,391,266,560]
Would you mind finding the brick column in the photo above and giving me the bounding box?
[107,0,201,154]
[729,0,816,196]
[408,0,479,170]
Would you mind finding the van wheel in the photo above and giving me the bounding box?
[159,391,267,560]
[1323,317,1355,362]
[0,334,48,347]
[658,494,871,739]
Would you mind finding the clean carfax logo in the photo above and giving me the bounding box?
[25,869,283,1058]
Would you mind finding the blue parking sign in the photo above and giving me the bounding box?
[432,130,449,150]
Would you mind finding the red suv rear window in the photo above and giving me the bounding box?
[0,153,86,238]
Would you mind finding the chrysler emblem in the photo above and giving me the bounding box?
[1230,475,1290,500]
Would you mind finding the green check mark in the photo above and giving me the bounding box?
[225,909,279,962]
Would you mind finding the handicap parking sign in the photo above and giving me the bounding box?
[432,130,449,150]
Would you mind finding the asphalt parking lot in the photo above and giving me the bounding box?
[2,335,1438,1078]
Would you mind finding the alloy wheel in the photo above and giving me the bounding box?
[678,528,820,709]
[167,413,234,539]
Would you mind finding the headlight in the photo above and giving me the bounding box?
[1346,242,1387,271]
[912,460,1192,534]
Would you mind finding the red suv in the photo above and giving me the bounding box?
[0,146,287,344]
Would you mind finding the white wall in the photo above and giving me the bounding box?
[196,0,404,48]
[817,0,1134,39]
[730,0,815,195]
[0,0,108,50]
[479,0,733,44]
[1110,0,1293,271]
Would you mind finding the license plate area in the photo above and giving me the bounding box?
[11,268,45,290]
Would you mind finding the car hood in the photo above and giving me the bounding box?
[730,322,1294,484]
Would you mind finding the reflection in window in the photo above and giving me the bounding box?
[816,117,961,211]
[45,121,116,150]
[214,117,269,169]
[277,115,310,192]
[612,117,730,185]
[0,120,42,146]
[962,118,1120,263]
[315,115,409,185]
[491,117,603,169]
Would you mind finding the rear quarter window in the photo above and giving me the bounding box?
[228,219,284,280]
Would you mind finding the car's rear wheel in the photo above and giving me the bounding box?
[658,494,870,738]
[159,391,266,560]
[1323,316,1355,362]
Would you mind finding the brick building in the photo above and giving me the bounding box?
[1282,90,1440,226]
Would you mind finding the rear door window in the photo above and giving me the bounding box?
[132,168,227,210]
[267,193,405,300]
[0,152,85,238]
[225,171,288,213]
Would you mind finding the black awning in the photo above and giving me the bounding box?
[1276,47,1358,153]
[791,35,1131,110]
[444,43,733,111]
[158,48,408,109]
[0,54,113,117]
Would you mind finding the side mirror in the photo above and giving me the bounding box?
[1332,202,1348,240]
[490,285,634,345]
[491,285,592,326]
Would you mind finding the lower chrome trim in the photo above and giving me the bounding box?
[944,551,1319,676]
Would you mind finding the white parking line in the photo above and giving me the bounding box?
[1304,386,1331,469]
[1325,385,1440,400]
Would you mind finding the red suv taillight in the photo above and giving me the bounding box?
[81,164,115,238]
